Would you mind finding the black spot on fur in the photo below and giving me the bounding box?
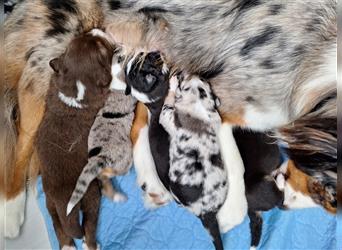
[305,18,322,32]
[44,0,78,13]
[25,47,35,61]
[210,154,223,168]
[139,6,168,14]
[170,182,203,206]
[240,26,280,56]
[44,0,77,37]
[174,170,182,178]
[108,0,122,10]
[198,61,225,80]
[223,0,261,17]
[45,11,70,36]
[186,149,199,159]
[246,96,255,102]
[79,180,87,186]
[88,147,102,158]
[30,61,37,67]
[102,112,128,119]
[198,87,207,99]
[269,4,283,15]
[177,147,185,155]
[260,59,275,69]
[179,134,190,141]
[291,45,306,58]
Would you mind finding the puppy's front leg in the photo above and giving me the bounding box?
[217,123,248,233]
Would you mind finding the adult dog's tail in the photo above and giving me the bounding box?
[278,91,337,210]
[0,88,18,196]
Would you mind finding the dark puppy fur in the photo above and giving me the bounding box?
[234,129,283,249]
[125,52,171,190]
[36,33,114,249]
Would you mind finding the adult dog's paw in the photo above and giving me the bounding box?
[5,190,26,238]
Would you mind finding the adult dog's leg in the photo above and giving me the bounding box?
[5,89,45,238]
[217,123,247,233]
[6,88,45,199]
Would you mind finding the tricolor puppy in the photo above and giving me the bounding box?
[67,50,137,215]
[116,51,173,207]
[36,32,115,250]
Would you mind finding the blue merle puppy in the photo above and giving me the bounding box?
[159,75,227,250]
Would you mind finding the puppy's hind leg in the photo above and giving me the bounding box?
[248,211,263,250]
[200,212,224,250]
[81,181,101,250]
[45,196,75,249]
[99,171,127,202]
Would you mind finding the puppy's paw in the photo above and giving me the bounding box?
[138,181,172,209]
[62,245,77,250]
[113,192,127,203]
[82,241,100,250]
[169,76,179,92]
[5,191,26,238]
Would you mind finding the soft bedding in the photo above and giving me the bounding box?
[36,168,337,250]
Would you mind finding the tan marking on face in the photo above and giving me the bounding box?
[308,179,337,214]
[130,102,149,145]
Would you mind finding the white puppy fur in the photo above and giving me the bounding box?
[217,123,248,233]
[275,161,318,209]
[4,189,26,238]
[134,124,172,208]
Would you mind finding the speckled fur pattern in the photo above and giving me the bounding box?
[159,76,227,250]
[67,90,136,215]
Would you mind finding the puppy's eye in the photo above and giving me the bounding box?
[183,87,190,91]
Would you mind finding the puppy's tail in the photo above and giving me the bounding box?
[66,157,104,215]
[277,91,336,177]
[200,212,224,250]
[0,88,18,196]
[248,211,263,249]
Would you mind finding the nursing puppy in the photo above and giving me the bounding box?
[4,0,336,237]
[67,87,137,215]
[234,129,284,249]
[159,75,227,250]
[36,33,115,249]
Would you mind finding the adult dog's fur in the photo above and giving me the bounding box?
[3,0,337,236]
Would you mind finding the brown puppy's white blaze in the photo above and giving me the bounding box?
[275,160,336,214]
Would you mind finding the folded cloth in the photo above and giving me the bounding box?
[36,168,337,250]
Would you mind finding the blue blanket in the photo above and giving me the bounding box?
[37,169,337,250]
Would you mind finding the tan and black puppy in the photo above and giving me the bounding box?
[36,32,115,250]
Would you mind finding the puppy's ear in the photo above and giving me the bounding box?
[49,58,60,73]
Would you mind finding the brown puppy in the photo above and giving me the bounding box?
[36,33,114,249]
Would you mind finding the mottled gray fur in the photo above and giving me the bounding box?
[159,76,227,250]
[67,90,136,214]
